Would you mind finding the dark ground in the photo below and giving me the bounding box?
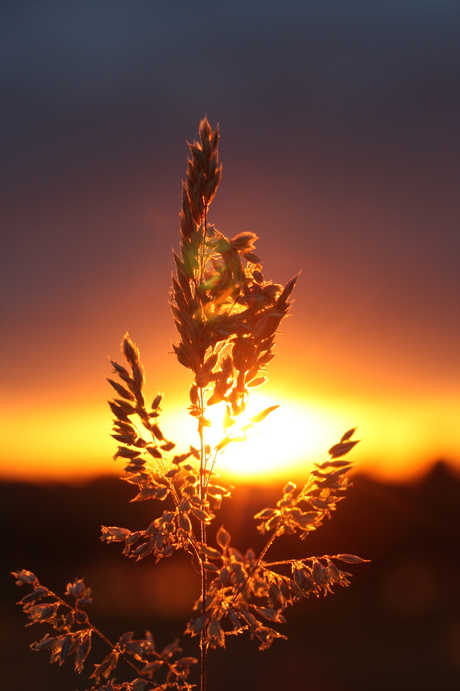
[2,461,460,691]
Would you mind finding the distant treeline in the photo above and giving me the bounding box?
[2,461,460,691]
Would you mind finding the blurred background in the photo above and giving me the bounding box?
[2,1,459,689]
[3,467,460,690]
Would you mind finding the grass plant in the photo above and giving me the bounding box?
[13,118,367,691]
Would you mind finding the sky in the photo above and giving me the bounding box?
[2,0,459,484]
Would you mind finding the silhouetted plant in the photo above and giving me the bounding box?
[13,118,367,691]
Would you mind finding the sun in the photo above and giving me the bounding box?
[164,391,351,485]
[188,392,345,484]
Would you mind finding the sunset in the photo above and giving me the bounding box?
[2,0,459,486]
[3,386,458,484]
[2,3,460,691]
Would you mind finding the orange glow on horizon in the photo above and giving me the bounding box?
[1,386,459,485]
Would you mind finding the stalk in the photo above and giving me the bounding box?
[198,386,208,691]
[13,118,365,691]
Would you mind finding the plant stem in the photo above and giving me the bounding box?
[49,591,152,684]
[198,386,208,691]
[230,528,281,609]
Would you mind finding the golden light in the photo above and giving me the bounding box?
[0,392,114,483]
[1,386,459,485]
[165,392,349,484]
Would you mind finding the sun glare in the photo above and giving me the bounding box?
[165,392,348,484]
[2,386,459,485]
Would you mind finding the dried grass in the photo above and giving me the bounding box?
[12,118,367,691]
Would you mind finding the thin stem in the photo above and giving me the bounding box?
[47,591,156,685]
[198,385,208,691]
[263,554,352,568]
[140,404,202,558]
[88,623,157,685]
[203,448,219,493]
[229,528,281,608]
